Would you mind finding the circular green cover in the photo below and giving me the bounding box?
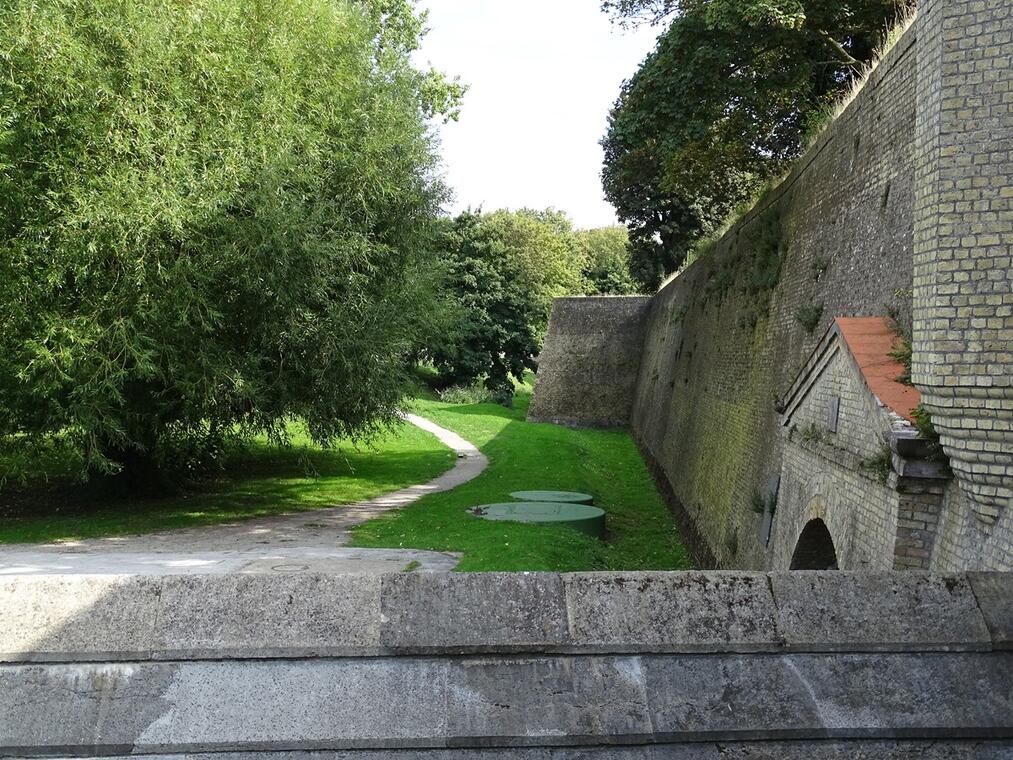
[509,490,594,505]
[469,502,605,538]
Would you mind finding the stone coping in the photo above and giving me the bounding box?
[2,571,1009,662]
[4,652,1012,752]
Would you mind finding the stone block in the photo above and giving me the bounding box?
[770,573,992,651]
[0,658,449,752]
[380,572,567,652]
[643,652,1013,740]
[969,572,1013,649]
[154,573,382,658]
[704,740,1010,759]
[45,745,1013,759]
[564,572,780,652]
[0,575,161,662]
[447,656,652,744]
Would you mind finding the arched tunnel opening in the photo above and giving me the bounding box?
[790,518,839,570]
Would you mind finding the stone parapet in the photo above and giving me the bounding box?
[1,572,1011,756]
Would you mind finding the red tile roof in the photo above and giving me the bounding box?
[836,317,921,423]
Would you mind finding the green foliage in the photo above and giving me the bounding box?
[601,0,908,287]
[483,209,586,335]
[912,404,940,443]
[750,488,777,516]
[574,226,641,295]
[0,0,461,483]
[796,303,825,333]
[746,207,786,296]
[799,423,825,444]
[428,210,639,397]
[860,447,893,485]
[426,211,542,399]
[888,324,913,386]
[438,384,503,406]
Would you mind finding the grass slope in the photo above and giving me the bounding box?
[351,391,691,572]
[0,423,453,545]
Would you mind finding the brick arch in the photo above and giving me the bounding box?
[790,518,839,570]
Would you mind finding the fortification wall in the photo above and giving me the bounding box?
[528,296,651,428]
[3,571,1011,755]
[630,26,919,568]
[528,0,1012,571]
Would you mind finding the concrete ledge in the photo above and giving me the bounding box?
[564,572,780,652]
[37,742,1013,758]
[3,572,1011,662]
[969,573,1013,650]
[380,573,568,653]
[45,744,1013,760]
[2,653,1011,753]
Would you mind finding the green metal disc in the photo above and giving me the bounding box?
[509,490,594,505]
[468,502,605,539]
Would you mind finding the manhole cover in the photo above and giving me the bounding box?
[509,490,594,505]
[271,563,310,572]
[468,502,605,538]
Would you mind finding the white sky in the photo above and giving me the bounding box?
[415,1,662,230]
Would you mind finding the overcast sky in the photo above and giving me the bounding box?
[415,1,662,230]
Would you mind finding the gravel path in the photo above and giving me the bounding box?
[0,414,487,575]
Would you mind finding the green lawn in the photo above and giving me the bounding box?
[351,390,692,572]
[0,422,453,545]
[0,383,691,571]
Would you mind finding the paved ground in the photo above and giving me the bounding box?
[0,414,487,575]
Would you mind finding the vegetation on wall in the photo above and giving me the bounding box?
[0,0,463,487]
[601,0,911,289]
[795,303,825,333]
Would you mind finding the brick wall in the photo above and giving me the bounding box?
[771,345,900,571]
[630,27,919,568]
[912,0,1013,564]
[530,1,1012,572]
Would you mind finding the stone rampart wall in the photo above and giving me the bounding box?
[629,26,919,568]
[527,296,651,428]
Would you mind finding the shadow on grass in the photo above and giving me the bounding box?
[0,428,453,545]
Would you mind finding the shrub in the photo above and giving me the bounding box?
[438,385,503,406]
[796,304,825,333]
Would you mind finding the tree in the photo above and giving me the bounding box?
[0,0,462,486]
[483,210,586,336]
[601,0,908,288]
[427,212,541,401]
[575,227,640,295]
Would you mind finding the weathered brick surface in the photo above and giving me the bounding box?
[628,28,920,569]
[912,0,1013,564]
[528,296,650,427]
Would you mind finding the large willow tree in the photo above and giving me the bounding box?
[0,0,462,485]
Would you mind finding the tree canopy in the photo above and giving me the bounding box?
[0,0,462,484]
[427,210,639,400]
[601,0,908,289]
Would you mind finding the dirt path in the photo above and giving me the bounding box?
[0,414,487,575]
